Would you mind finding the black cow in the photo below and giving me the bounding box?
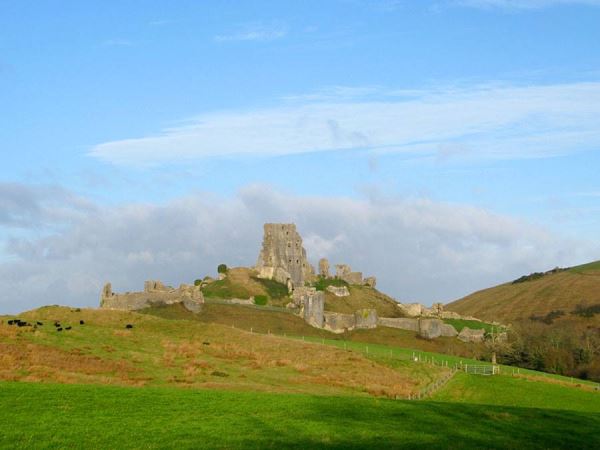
[54,322,61,327]
[65,326,72,330]
[57,327,63,331]
[36,321,43,326]
[7,320,15,325]
[125,324,133,329]
[202,342,210,346]
[79,320,85,325]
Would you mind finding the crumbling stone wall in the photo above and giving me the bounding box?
[377,317,420,332]
[326,285,350,297]
[323,312,355,333]
[318,258,330,278]
[354,309,378,329]
[333,263,377,286]
[418,318,443,339]
[100,280,204,312]
[458,327,486,343]
[255,223,314,289]
[292,287,324,328]
[440,324,458,337]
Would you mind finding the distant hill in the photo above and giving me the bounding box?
[446,261,600,325]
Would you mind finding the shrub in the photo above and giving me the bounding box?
[252,277,289,299]
[572,303,600,318]
[254,295,268,306]
[217,264,228,274]
[529,310,565,324]
[314,276,349,292]
[194,279,202,286]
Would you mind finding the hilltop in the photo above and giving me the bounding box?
[446,260,600,326]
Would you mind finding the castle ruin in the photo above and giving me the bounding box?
[96,222,486,343]
[255,223,315,289]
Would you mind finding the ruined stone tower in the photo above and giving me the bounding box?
[255,223,314,289]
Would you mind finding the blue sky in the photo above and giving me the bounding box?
[1,0,600,312]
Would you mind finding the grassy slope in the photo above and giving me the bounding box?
[446,260,600,324]
[1,382,598,450]
[434,371,600,412]
[443,318,498,333]
[143,303,484,360]
[201,267,268,300]
[1,306,444,398]
[324,284,405,317]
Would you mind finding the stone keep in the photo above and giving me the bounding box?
[255,223,314,288]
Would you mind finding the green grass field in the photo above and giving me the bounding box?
[434,372,600,412]
[442,318,498,333]
[1,381,599,449]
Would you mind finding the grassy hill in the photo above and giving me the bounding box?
[200,268,405,317]
[142,302,485,360]
[2,305,600,448]
[446,260,600,325]
[0,306,446,397]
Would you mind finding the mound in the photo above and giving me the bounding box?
[205,267,405,318]
[446,261,600,325]
[323,284,405,318]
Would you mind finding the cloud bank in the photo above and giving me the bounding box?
[1,183,597,314]
[89,82,600,166]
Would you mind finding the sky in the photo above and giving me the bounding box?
[1,0,600,313]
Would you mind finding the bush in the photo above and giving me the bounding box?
[217,264,228,274]
[529,310,565,324]
[572,303,600,318]
[194,279,202,286]
[254,295,268,306]
[252,277,289,299]
[314,276,348,292]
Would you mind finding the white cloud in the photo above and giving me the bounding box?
[1,184,597,313]
[214,23,287,42]
[454,0,600,9]
[89,81,600,166]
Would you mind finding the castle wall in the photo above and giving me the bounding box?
[354,309,378,329]
[100,281,204,312]
[377,317,420,332]
[323,312,355,333]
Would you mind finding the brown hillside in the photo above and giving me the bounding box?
[446,261,600,325]
[1,306,445,398]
